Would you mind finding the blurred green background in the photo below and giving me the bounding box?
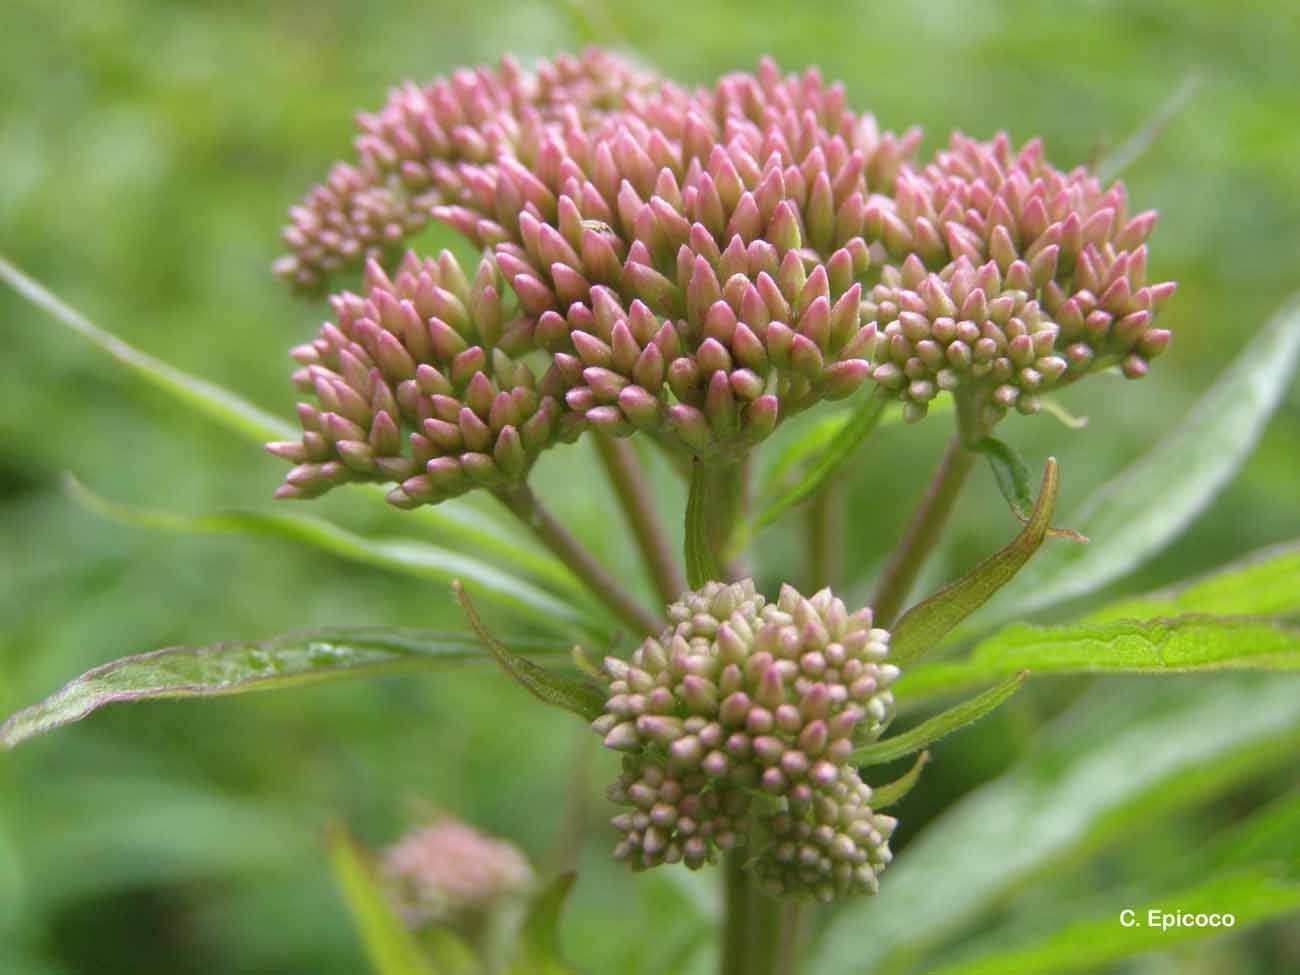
[2,0,1298,972]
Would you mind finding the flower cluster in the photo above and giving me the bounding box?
[591,580,899,900]
[381,815,534,928]
[864,132,1175,421]
[267,250,580,505]
[273,49,1174,505]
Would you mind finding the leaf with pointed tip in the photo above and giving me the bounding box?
[970,436,1034,521]
[868,751,930,809]
[853,673,1026,765]
[64,474,600,635]
[0,255,579,598]
[890,460,1061,666]
[505,873,581,975]
[896,616,1300,702]
[747,391,887,538]
[684,461,721,589]
[455,582,605,722]
[1,626,563,749]
[924,869,1300,975]
[812,675,1300,975]
[327,827,435,975]
[973,293,1300,629]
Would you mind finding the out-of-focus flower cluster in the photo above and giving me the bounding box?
[381,816,534,928]
[272,49,1174,505]
[591,580,898,901]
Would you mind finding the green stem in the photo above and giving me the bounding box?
[870,432,977,627]
[721,849,754,975]
[805,482,837,592]
[774,901,804,975]
[494,483,662,636]
[592,434,685,605]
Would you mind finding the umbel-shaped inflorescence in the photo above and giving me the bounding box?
[272,50,1175,503]
[865,132,1175,423]
[591,580,899,901]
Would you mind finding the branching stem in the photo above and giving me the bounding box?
[592,434,685,605]
[871,433,977,627]
[494,483,662,636]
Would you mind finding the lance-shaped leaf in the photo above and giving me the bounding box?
[924,868,1300,975]
[853,673,1026,765]
[1096,73,1202,183]
[746,391,887,538]
[868,751,930,809]
[505,873,581,975]
[0,255,579,597]
[1,626,562,749]
[811,675,1300,975]
[1084,539,1300,623]
[684,462,721,589]
[454,582,605,722]
[65,474,601,635]
[895,616,1300,701]
[890,460,1061,665]
[327,827,435,975]
[973,292,1300,630]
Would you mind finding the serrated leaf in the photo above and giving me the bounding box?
[890,460,1060,665]
[895,616,1300,702]
[454,582,605,722]
[973,292,1300,629]
[924,868,1300,975]
[684,461,721,589]
[746,391,887,538]
[0,255,579,598]
[868,751,930,809]
[327,827,436,975]
[811,675,1300,975]
[1084,539,1300,623]
[1,626,562,749]
[505,873,581,975]
[64,474,599,635]
[853,672,1027,765]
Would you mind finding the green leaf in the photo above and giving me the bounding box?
[924,868,1300,975]
[853,672,1027,765]
[327,827,436,975]
[890,459,1061,665]
[747,391,887,537]
[1,626,561,749]
[895,616,1300,702]
[0,253,295,443]
[505,873,581,975]
[1096,73,1202,183]
[868,751,930,809]
[684,461,721,589]
[1084,539,1300,623]
[970,436,1034,520]
[454,582,605,722]
[64,474,598,635]
[0,255,579,598]
[973,293,1300,629]
[811,675,1300,975]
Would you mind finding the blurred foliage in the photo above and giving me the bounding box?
[2,0,1298,972]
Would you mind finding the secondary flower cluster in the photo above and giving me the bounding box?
[381,816,534,928]
[865,132,1175,421]
[272,48,1174,506]
[591,580,899,900]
